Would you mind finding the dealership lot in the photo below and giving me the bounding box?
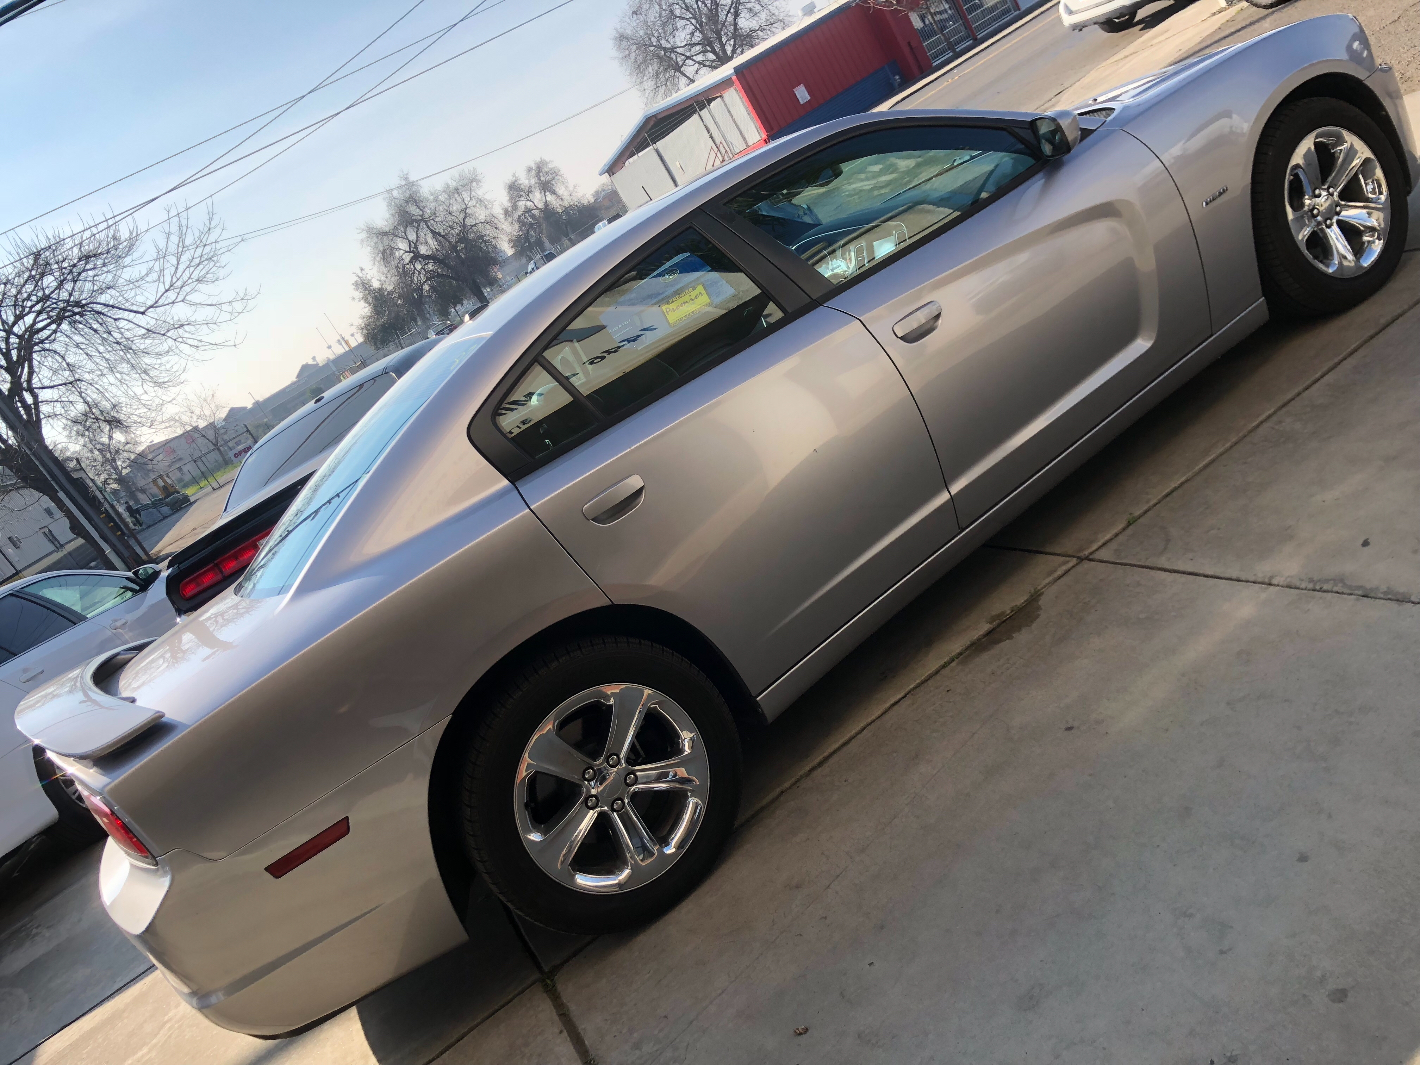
[7,20,1420,1065]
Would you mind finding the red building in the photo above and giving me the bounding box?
[602,0,1029,207]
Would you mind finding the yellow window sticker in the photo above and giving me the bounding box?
[661,282,712,326]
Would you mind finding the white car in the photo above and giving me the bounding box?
[0,567,176,858]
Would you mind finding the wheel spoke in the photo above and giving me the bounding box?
[520,722,593,784]
[1287,210,1314,244]
[1297,143,1323,191]
[610,802,660,867]
[1323,222,1357,270]
[628,748,708,794]
[1327,139,1365,193]
[529,804,599,879]
[605,683,652,762]
[1335,206,1384,236]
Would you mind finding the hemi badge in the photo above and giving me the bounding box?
[1202,186,1229,207]
[265,817,350,879]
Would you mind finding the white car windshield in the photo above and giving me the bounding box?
[237,333,490,599]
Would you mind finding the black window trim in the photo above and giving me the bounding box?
[468,212,814,481]
[9,589,88,626]
[704,114,1050,304]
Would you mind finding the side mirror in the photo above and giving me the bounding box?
[1032,110,1081,158]
[131,565,161,590]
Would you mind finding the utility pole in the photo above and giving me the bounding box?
[0,394,146,569]
[324,312,354,352]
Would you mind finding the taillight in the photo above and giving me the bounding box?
[177,528,272,601]
[80,789,156,864]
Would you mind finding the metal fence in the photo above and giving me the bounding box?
[912,0,1026,67]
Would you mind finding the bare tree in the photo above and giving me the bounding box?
[503,159,600,262]
[0,206,250,559]
[170,385,236,467]
[613,0,789,102]
[356,170,502,348]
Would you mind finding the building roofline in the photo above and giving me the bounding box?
[599,0,859,176]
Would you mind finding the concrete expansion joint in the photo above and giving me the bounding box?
[504,904,598,1065]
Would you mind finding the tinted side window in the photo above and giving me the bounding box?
[227,373,398,511]
[497,228,783,459]
[725,126,1037,285]
[25,573,137,618]
[0,595,75,661]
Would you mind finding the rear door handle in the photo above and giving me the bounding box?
[582,475,645,526]
[892,301,942,343]
[18,667,43,684]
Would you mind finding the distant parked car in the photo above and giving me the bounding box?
[0,566,174,859]
[162,337,440,614]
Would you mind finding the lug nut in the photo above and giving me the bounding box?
[585,795,599,809]
[625,772,637,786]
[611,798,625,812]
[582,767,596,782]
[606,753,620,768]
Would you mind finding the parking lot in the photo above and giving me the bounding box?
[6,7,1420,1065]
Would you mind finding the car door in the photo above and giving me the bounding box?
[23,571,175,643]
[472,224,954,695]
[714,117,1211,527]
[0,590,122,697]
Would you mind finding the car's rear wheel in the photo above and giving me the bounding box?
[1252,97,1408,317]
[1097,11,1135,31]
[459,637,742,933]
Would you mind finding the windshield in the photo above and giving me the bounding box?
[236,333,490,599]
[225,372,398,513]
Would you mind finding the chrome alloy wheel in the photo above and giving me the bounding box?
[1285,125,1391,277]
[514,683,709,894]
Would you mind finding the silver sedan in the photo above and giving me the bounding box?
[17,15,1416,1036]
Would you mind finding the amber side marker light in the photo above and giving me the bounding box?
[265,817,350,879]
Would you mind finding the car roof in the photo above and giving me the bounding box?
[221,337,442,519]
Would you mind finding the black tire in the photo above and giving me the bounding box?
[36,751,104,849]
[459,637,742,934]
[1243,0,1291,8]
[1098,11,1136,30]
[1252,97,1409,318]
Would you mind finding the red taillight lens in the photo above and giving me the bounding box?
[80,790,155,864]
[177,528,272,601]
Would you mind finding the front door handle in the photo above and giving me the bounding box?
[582,475,645,526]
[892,301,942,344]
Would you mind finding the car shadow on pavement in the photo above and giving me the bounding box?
[1134,0,1199,32]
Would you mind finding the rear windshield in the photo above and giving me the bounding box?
[237,334,489,600]
[225,372,398,512]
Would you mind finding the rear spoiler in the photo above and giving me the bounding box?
[16,641,163,759]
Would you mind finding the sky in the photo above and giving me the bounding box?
[0,0,653,420]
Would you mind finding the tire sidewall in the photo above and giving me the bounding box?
[462,642,741,934]
[1253,98,1409,316]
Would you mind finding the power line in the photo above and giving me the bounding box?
[0,0,515,240]
[118,86,633,269]
[0,0,576,273]
[225,88,636,246]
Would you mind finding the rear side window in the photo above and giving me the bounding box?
[226,373,398,512]
[725,125,1037,285]
[0,595,74,663]
[498,228,783,459]
[25,573,137,618]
